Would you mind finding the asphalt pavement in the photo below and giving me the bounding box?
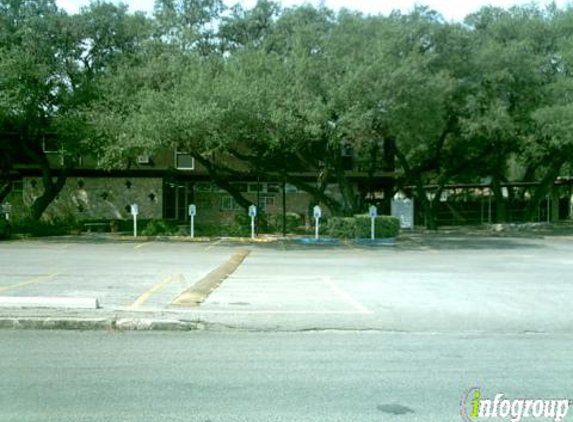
[1,233,572,422]
[0,234,572,333]
[0,330,571,422]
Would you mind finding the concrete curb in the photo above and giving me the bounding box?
[172,249,251,306]
[0,317,113,330]
[1,315,569,334]
[0,317,204,331]
[0,297,99,309]
[114,318,204,331]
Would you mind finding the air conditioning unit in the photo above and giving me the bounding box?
[136,154,150,164]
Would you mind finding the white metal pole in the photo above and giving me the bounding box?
[190,215,195,238]
[315,217,319,240]
[251,216,255,239]
[371,217,375,240]
[133,214,137,238]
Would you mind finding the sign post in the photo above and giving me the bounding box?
[188,204,196,238]
[369,205,378,240]
[248,205,257,239]
[313,205,322,240]
[130,204,139,238]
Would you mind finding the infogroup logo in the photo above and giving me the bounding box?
[461,387,571,422]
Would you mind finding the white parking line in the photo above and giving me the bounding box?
[229,275,324,280]
[321,277,372,314]
[115,307,368,315]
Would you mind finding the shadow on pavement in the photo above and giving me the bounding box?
[401,236,547,251]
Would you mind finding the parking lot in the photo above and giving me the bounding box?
[0,234,572,332]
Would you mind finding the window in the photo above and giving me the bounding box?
[248,183,261,193]
[230,182,248,193]
[12,180,23,193]
[194,182,212,192]
[221,196,238,211]
[258,196,275,211]
[341,142,354,157]
[175,150,194,170]
[267,183,280,193]
[42,136,65,165]
[247,183,281,193]
[42,136,61,154]
[285,183,298,193]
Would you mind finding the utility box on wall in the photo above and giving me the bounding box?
[392,198,414,229]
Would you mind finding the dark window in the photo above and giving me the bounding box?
[175,151,194,170]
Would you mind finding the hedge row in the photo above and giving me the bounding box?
[326,215,400,239]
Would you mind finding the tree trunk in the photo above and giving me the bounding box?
[18,133,70,221]
[424,200,439,230]
[416,185,441,230]
[524,162,565,222]
[335,169,357,216]
[191,153,252,210]
[331,144,358,216]
[490,175,507,223]
[285,177,343,216]
[31,167,68,221]
[0,182,12,204]
[381,137,396,215]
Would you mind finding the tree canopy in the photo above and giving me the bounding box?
[2,0,573,226]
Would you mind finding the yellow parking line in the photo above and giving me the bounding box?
[129,275,175,310]
[0,272,60,293]
[205,240,222,251]
[134,242,154,250]
[344,241,359,251]
[420,246,439,254]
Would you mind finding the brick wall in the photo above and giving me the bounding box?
[194,190,315,227]
[18,177,162,221]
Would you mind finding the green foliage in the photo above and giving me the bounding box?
[326,217,356,239]
[5,1,573,226]
[141,219,178,236]
[327,216,400,239]
[234,211,271,234]
[195,212,303,237]
[195,224,250,237]
[268,212,304,234]
[0,219,11,240]
[12,217,80,237]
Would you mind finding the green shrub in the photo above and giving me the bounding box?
[12,217,80,237]
[0,219,12,240]
[354,215,400,238]
[195,224,250,237]
[234,212,251,228]
[326,217,357,239]
[269,212,303,234]
[327,215,400,239]
[141,219,178,236]
[235,210,272,234]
